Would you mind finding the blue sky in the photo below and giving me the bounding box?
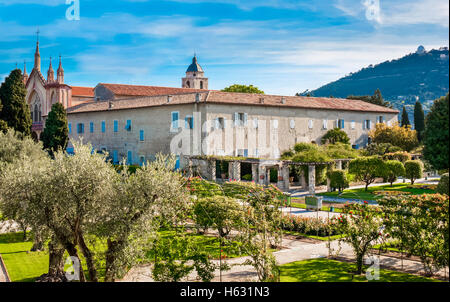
[0,0,448,95]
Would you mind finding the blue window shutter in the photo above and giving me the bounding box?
[244,149,248,157]
[101,121,106,133]
[139,130,144,141]
[68,123,72,134]
[90,122,94,133]
[172,112,179,129]
[114,120,118,132]
[126,120,131,131]
[175,155,180,170]
[113,150,118,164]
[342,119,345,129]
[127,151,132,165]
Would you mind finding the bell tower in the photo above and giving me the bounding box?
[182,55,208,89]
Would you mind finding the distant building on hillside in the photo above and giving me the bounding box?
[416,45,426,54]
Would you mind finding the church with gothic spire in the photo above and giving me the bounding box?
[20,37,398,170]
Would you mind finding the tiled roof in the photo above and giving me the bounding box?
[98,83,206,97]
[67,90,398,115]
[71,86,94,97]
[206,91,399,113]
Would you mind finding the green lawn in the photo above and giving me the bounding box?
[289,201,344,213]
[0,232,48,282]
[279,258,439,282]
[0,230,246,282]
[317,183,436,201]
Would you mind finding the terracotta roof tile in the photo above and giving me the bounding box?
[98,83,207,97]
[67,90,398,115]
[71,86,94,97]
[207,91,399,114]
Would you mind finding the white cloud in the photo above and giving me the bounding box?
[381,0,449,27]
[334,0,449,27]
[0,0,63,6]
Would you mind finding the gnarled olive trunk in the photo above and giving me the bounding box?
[31,230,44,252]
[77,232,98,282]
[48,238,65,276]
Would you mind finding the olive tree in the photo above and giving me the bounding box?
[349,157,385,191]
[99,154,191,282]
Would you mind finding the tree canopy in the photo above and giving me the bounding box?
[423,94,449,170]
[347,89,392,108]
[368,122,418,152]
[41,102,69,153]
[413,100,425,142]
[0,69,31,136]
[401,106,411,127]
[222,84,264,94]
[321,128,350,145]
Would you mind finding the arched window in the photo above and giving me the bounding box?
[34,104,38,122]
[200,81,203,89]
[186,80,190,88]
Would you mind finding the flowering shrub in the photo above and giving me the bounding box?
[185,177,224,197]
[373,190,410,196]
[281,215,338,237]
[331,202,385,274]
[379,193,449,276]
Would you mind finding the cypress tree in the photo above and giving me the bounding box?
[423,94,449,170]
[401,106,410,127]
[0,96,8,132]
[0,69,31,136]
[41,102,69,153]
[413,100,425,142]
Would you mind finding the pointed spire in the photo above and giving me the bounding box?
[47,56,54,83]
[57,55,64,84]
[34,29,41,72]
[23,61,29,85]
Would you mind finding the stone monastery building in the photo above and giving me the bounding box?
[23,39,398,168]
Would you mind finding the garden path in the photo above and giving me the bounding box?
[120,236,448,282]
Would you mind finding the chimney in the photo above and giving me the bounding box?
[167,95,173,103]
[195,93,201,102]
[281,97,286,104]
[108,101,114,109]
[259,97,264,104]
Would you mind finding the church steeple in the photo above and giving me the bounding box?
[57,55,64,84]
[23,61,29,84]
[47,56,54,83]
[182,54,208,89]
[34,30,41,72]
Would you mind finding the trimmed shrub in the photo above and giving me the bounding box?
[404,160,423,185]
[383,151,411,163]
[281,215,337,237]
[436,173,449,195]
[242,173,252,181]
[383,160,406,186]
[327,170,349,192]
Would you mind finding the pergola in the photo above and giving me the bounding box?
[182,155,353,194]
